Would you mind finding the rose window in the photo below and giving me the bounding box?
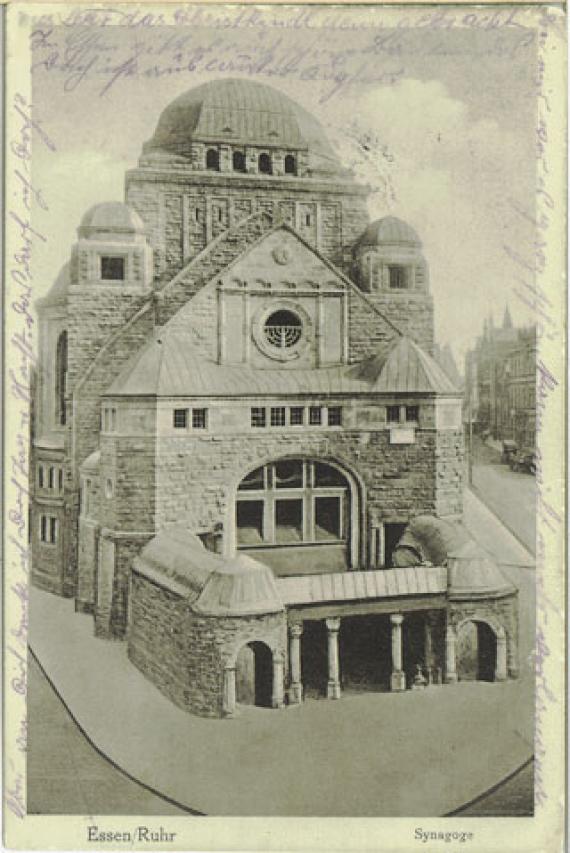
[263,309,302,349]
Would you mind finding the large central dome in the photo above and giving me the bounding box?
[143,78,340,174]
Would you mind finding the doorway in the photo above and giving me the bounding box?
[457,620,497,682]
[235,641,273,707]
[384,523,407,567]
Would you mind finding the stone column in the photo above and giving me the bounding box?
[390,613,406,691]
[272,653,285,709]
[222,665,236,717]
[445,625,458,683]
[288,624,303,704]
[495,635,508,681]
[326,617,341,699]
[424,612,441,685]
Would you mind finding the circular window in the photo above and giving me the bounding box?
[264,309,302,350]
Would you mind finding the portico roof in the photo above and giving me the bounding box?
[276,565,447,606]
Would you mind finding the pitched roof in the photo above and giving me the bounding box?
[105,333,459,398]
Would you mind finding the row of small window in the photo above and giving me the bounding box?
[387,405,419,424]
[251,406,342,429]
[173,408,209,430]
[37,464,64,493]
[206,149,296,175]
[39,515,59,544]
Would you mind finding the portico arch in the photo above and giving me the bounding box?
[455,616,507,682]
[223,638,284,715]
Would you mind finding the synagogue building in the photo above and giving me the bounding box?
[32,79,518,717]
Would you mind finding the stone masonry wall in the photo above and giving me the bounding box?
[435,430,464,518]
[364,293,435,356]
[152,429,444,547]
[125,169,369,281]
[128,572,286,717]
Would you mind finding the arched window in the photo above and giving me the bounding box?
[206,148,219,171]
[55,331,67,426]
[258,153,272,174]
[235,459,355,574]
[284,154,296,175]
[232,150,246,172]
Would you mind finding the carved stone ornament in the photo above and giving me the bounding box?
[272,246,292,265]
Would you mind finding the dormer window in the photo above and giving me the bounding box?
[206,148,220,171]
[284,154,296,175]
[232,151,246,172]
[388,265,408,290]
[258,153,272,174]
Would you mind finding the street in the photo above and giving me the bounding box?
[27,653,191,815]
[468,438,536,556]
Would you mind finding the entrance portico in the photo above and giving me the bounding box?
[280,565,449,701]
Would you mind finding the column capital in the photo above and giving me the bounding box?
[289,623,304,638]
[325,617,341,632]
[390,613,404,626]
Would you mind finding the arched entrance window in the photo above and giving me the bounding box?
[284,154,296,175]
[235,459,355,574]
[457,620,498,682]
[258,153,272,174]
[206,148,220,170]
[235,641,273,707]
[55,331,68,426]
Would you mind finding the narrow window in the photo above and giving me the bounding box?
[206,148,219,170]
[387,405,401,424]
[192,408,207,429]
[251,407,266,428]
[58,468,64,492]
[194,207,201,223]
[110,408,117,431]
[55,331,68,426]
[40,515,47,542]
[327,406,342,426]
[50,517,58,543]
[309,406,322,426]
[236,501,264,546]
[270,407,286,427]
[38,465,44,489]
[290,407,304,426]
[105,478,114,500]
[173,409,188,429]
[232,150,246,172]
[258,153,272,174]
[305,213,311,226]
[388,265,407,290]
[48,466,55,489]
[406,405,419,423]
[101,256,125,281]
[284,154,296,175]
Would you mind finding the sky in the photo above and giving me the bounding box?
[29,6,540,367]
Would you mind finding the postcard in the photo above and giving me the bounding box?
[4,2,566,850]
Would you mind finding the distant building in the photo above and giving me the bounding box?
[464,308,536,448]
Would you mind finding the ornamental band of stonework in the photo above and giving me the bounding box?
[32,79,518,718]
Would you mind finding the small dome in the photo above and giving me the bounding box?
[357,216,422,248]
[447,541,516,599]
[134,525,283,616]
[78,202,145,237]
[143,79,341,175]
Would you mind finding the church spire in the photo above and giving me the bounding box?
[503,304,513,329]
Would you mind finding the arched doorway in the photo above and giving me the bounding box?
[235,641,273,707]
[234,458,359,575]
[457,620,498,682]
